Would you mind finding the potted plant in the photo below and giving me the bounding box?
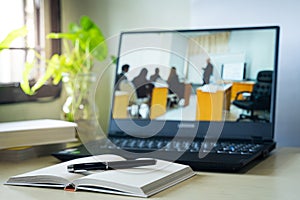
[21,15,108,121]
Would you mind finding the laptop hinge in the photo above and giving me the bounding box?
[251,136,264,144]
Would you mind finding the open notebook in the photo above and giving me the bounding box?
[5,154,195,197]
[53,26,280,172]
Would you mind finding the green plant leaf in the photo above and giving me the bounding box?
[69,23,81,33]
[21,15,108,96]
[0,26,28,51]
[111,55,118,64]
[74,16,108,61]
[47,16,108,62]
[47,32,77,41]
[86,31,107,61]
[92,41,108,61]
[20,61,35,95]
[80,15,94,30]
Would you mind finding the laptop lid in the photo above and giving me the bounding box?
[109,26,279,144]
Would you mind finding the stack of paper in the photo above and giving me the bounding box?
[0,119,77,150]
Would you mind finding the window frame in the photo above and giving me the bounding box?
[0,0,62,104]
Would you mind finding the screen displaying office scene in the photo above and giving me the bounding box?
[112,27,277,122]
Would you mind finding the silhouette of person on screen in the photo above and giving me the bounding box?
[150,68,161,82]
[202,58,213,85]
[167,67,185,99]
[150,67,168,87]
[132,68,154,99]
[115,64,130,90]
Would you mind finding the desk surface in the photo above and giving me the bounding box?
[1,148,300,200]
[197,83,232,92]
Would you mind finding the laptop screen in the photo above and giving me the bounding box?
[109,26,279,141]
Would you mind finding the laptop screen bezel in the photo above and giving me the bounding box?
[108,26,280,141]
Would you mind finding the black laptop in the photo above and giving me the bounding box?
[53,26,280,172]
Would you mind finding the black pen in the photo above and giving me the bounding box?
[67,159,157,173]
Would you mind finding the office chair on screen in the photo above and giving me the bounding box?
[232,70,273,122]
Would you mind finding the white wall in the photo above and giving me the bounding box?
[60,0,300,146]
[118,32,189,81]
[118,33,174,81]
[190,0,300,146]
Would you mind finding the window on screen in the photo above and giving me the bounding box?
[221,63,245,81]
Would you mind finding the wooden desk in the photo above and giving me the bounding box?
[196,84,232,121]
[1,148,300,200]
[114,87,169,119]
[150,87,168,119]
[231,81,255,100]
[112,91,129,119]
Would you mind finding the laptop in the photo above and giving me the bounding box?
[53,26,280,172]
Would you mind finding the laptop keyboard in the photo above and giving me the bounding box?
[100,138,264,155]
